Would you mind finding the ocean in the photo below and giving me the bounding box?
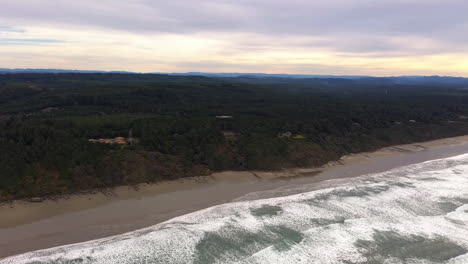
[2,153,468,264]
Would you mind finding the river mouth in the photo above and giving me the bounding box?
[3,153,468,264]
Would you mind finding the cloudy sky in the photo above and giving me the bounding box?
[1,0,467,76]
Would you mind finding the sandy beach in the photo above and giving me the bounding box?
[2,135,468,259]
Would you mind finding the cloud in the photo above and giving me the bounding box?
[1,0,466,36]
[0,0,467,75]
[0,38,63,45]
[1,0,467,54]
[0,26,25,33]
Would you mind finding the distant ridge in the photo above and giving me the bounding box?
[1,68,468,86]
[0,69,369,79]
[162,72,371,79]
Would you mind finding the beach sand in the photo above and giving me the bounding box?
[2,135,468,258]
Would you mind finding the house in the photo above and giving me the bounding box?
[89,137,127,145]
[292,134,306,139]
[223,131,239,138]
[89,129,135,145]
[114,137,126,145]
[216,115,234,119]
[279,131,293,138]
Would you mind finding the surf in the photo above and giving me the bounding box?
[3,154,468,264]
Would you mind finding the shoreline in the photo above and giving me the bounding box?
[2,135,468,258]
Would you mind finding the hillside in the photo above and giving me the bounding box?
[2,73,468,201]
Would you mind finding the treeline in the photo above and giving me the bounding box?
[2,73,468,200]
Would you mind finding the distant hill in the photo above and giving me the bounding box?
[1,68,468,86]
[389,76,468,86]
[164,72,370,79]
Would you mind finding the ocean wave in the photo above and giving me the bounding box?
[3,154,468,264]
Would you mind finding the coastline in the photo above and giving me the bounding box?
[2,135,468,258]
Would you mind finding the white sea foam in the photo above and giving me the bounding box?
[3,154,468,264]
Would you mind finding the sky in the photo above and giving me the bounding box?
[1,0,468,76]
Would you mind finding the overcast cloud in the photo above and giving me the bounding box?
[1,0,467,75]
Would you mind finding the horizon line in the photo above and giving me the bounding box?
[1,68,467,79]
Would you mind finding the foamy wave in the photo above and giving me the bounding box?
[3,154,468,264]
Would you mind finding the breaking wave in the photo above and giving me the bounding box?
[3,154,468,264]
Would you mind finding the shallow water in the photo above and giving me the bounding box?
[3,154,468,264]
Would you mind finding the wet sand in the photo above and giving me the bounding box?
[2,135,468,258]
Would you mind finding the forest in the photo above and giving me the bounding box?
[2,73,468,201]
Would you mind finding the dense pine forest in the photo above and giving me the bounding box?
[2,73,468,201]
